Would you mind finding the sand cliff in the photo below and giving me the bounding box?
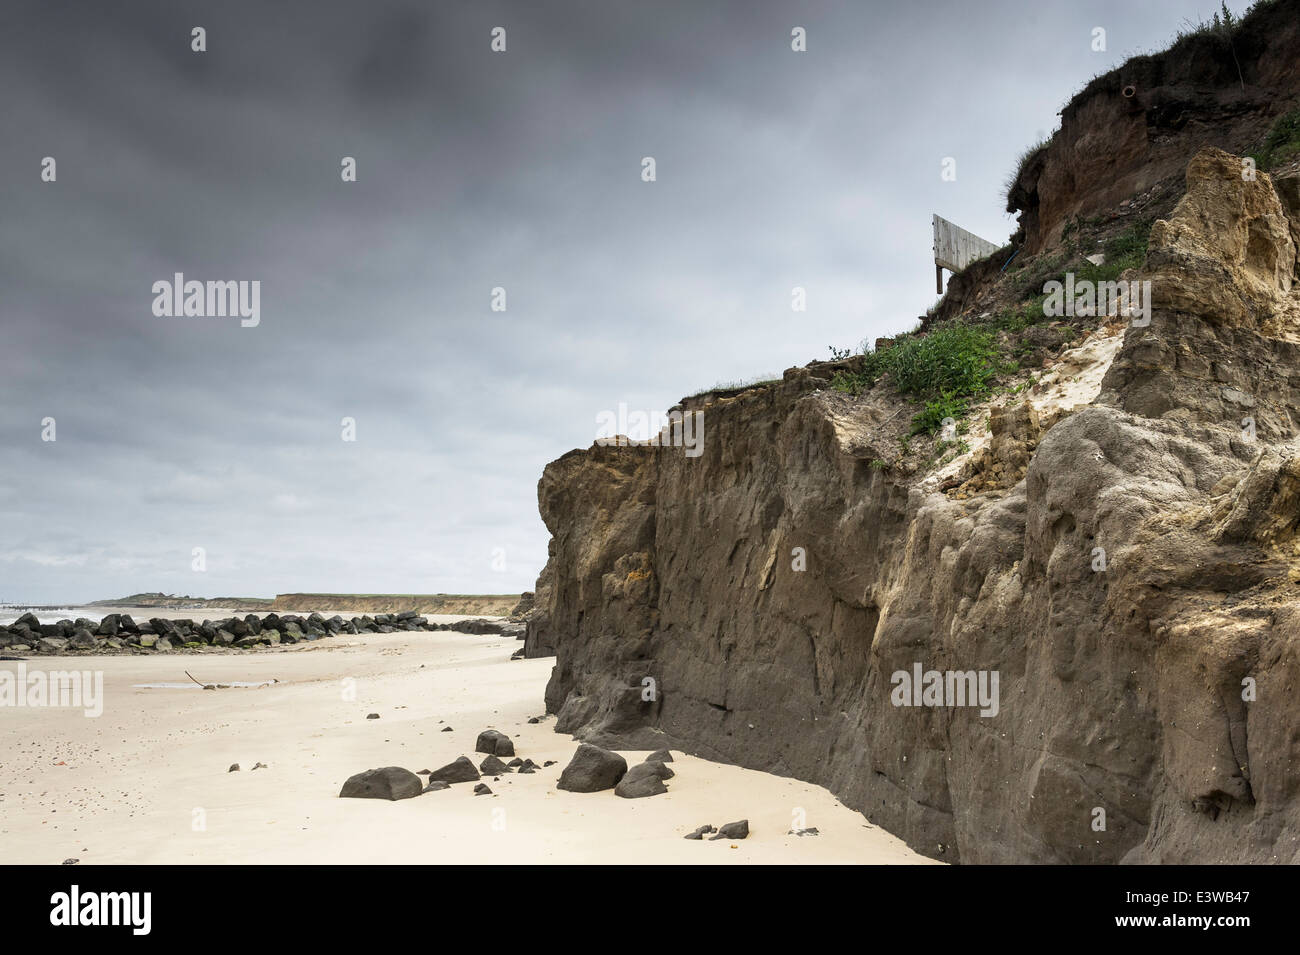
[525,5,1300,865]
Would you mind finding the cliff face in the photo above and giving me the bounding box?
[528,149,1300,863]
[1007,0,1300,255]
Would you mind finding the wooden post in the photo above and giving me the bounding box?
[936,264,944,295]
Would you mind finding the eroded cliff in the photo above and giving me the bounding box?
[526,11,1300,864]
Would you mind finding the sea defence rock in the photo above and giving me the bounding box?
[528,149,1300,864]
[4,607,514,653]
[339,767,423,801]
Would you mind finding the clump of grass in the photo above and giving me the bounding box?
[1004,138,1051,210]
[831,325,1003,435]
[1251,106,1300,171]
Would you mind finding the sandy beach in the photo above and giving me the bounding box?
[0,621,934,865]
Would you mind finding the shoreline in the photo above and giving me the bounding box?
[0,629,935,865]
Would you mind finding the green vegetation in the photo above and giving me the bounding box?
[832,325,1006,435]
[1251,106,1300,171]
[686,374,782,399]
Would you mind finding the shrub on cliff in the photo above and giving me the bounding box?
[1252,106,1300,171]
[831,325,1002,434]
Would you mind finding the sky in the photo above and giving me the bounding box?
[0,0,1252,603]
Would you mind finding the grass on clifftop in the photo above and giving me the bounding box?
[831,325,1005,435]
[831,217,1153,437]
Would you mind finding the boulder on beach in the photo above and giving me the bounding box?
[557,743,627,793]
[684,825,716,840]
[475,729,515,757]
[709,819,749,841]
[479,754,512,775]
[647,749,673,763]
[614,761,669,799]
[68,629,98,650]
[473,783,492,795]
[36,637,67,653]
[426,756,480,784]
[424,780,450,793]
[339,766,423,801]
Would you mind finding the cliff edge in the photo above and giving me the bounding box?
[526,3,1300,865]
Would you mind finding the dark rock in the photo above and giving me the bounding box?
[426,756,480,784]
[506,757,524,767]
[15,612,40,629]
[228,763,240,772]
[557,743,627,793]
[339,766,423,800]
[36,636,67,653]
[473,783,492,795]
[684,825,716,840]
[638,759,674,780]
[647,749,673,763]
[709,819,749,840]
[475,729,515,757]
[480,754,512,775]
[95,614,120,637]
[614,761,669,798]
[117,614,138,633]
[441,726,453,732]
[366,713,380,720]
[424,780,450,793]
[244,614,263,635]
[68,629,98,650]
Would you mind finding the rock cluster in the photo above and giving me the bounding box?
[1,609,520,654]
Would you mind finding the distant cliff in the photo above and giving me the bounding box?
[90,592,521,617]
[271,593,520,616]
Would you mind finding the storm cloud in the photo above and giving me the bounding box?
[0,0,1235,602]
